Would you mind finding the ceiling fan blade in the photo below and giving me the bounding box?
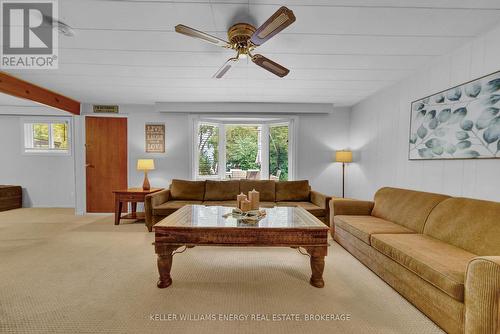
[252,54,289,78]
[175,24,230,48]
[250,6,296,46]
[29,11,75,37]
[52,18,75,37]
[213,58,238,79]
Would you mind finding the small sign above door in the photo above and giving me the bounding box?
[93,105,119,113]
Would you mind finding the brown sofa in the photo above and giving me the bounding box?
[145,179,331,232]
[330,187,500,334]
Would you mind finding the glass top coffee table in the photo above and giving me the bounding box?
[153,205,329,289]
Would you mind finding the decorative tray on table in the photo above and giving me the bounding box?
[222,208,267,225]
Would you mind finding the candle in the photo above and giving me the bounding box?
[248,189,260,210]
[240,199,252,212]
[237,193,247,209]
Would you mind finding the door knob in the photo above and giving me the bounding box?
[85,164,94,168]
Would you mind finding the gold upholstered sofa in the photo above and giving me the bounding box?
[330,187,500,334]
[145,179,331,232]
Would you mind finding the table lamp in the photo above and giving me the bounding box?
[137,159,155,190]
[335,150,352,198]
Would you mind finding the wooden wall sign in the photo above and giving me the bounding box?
[93,105,119,113]
[145,124,165,153]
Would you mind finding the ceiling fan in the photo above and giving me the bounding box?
[175,6,296,79]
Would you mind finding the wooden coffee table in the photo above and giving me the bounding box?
[153,205,329,288]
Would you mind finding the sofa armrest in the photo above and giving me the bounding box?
[330,199,374,216]
[145,189,170,232]
[310,190,330,209]
[329,199,374,231]
[465,256,500,334]
[310,190,332,224]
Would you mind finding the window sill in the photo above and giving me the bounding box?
[23,150,72,157]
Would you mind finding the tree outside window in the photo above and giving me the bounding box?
[196,121,291,181]
[24,120,70,153]
[269,125,288,181]
[225,125,260,172]
[198,124,219,176]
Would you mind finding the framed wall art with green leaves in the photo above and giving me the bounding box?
[409,70,500,160]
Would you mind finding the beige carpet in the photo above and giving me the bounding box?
[0,208,444,334]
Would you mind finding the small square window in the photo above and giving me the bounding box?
[23,119,71,154]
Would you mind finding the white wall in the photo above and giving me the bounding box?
[348,23,500,202]
[0,111,76,207]
[297,107,351,196]
[124,105,191,190]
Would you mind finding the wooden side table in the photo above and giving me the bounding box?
[113,188,162,226]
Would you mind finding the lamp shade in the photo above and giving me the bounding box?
[137,159,155,171]
[335,150,353,163]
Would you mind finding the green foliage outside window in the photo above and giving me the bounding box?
[33,124,49,148]
[29,122,69,151]
[197,123,289,180]
[225,125,260,171]
[52,123,68,149]
[269,125,289,181]
[198,124,219,175]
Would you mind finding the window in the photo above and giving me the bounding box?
[197,123,219,177]
[225,125,261,179]
[269,124,289,181]
[23,119,71,154]
[193,117,295,181]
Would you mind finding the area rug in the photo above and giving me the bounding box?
[0,208,444,334]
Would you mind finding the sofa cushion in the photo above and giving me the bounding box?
[169,179,206,201]
[372,187,450,233]
[423,198,500,255]
[153,200,203,216]
[204,180,240,201]
[239,180,276,202]
[259,202,276,208]
[275,180,310,202]
[334,215,415,245]
[276,201,324,217]
[202,200,237,207]
[371,234,476,301]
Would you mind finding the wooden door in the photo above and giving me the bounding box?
[86,117,128,213]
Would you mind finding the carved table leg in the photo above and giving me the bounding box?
[156,246,179,288]
[306,246,327,288]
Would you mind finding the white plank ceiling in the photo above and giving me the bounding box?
[4,0,500,106]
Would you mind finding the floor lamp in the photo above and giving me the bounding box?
[335,150,353,198]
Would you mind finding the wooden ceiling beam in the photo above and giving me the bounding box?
[0,72,80,115]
